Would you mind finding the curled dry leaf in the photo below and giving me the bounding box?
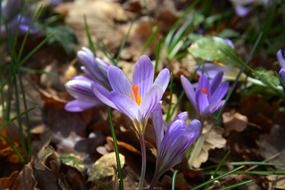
[267,175,285,189]
[0,163,36,190]
[188,121,226,168]
[107,136,140,155]
[222,110,248,136]
[88,152,125,181]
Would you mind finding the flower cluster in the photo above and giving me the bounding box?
[65,48,229,189]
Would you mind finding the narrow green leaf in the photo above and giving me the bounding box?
[253,69,280,90]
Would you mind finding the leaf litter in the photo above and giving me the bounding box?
[1,0,285,189]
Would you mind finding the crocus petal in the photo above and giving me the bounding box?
[196,63,224,79]
[277,49,285,68]
[108,66,132,96]
[279,68,285,81]
[196,90,209,115]
[197,74,210,93]
[210,71,223,94]
[110,92,140,121]
[224,39,235,48]
[140,86,161,119]
[160,134,187,164]
[181,75,197,111]
[208,100,225,113]
[48,0,62,6]
[65,100,99,112]
[78,47,107,83]
[209,82,229,103]
[92,82,117,109]
[95,57,109,78]
[153,68,170,98]
[173,112,188,123]
[65,77,95,100]
[151,104,165,148]
[132,55,154,98]
[158,130,192,174]
[166,119,185,135]
[187,119,201,138]
[234,5,251,17]
[7,15,37,34]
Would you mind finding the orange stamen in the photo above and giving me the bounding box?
[202,87,208,95]
[132,84,141,105]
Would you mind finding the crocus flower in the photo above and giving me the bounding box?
[6,15,37,34]
[277,49,285,81]
[47,0,63,6]
[230,0,270,17]
[65,47,110,112]
[181,71,229,116]
[92,55,170,133]
[1,0,23,21]
[150,105,200,188]
[0,0,37,36]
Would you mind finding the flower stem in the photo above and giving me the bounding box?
[108,109,124,190]
[138,134,147,190]
[149,170,160,190]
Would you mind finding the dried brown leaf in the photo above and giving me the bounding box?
[65,0,128,50]
[223,110,248,136]
[0,164,36,190]
[188,121,226,168]
[88,152,125,181]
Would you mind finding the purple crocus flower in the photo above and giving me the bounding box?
[277,49,285,81]
[1,0,23,21]
[181,71,229,116]
[230,0,270,17]
[6,15,37,34]
[92,55,170,133]
[65,47,110,112]
[47,0,63,6]
[150,105,200,188]
[1,0,38,36]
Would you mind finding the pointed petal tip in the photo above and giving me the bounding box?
[176,111,188,121]
[279,69,285,81]
[135,55,153,68]
[65,100,96,112]
[277,49,285,68]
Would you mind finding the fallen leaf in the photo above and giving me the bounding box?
[0,164,36,190]
[188,121,226,168]
[223,110,248,136]
[107,136,140,155]
[88,152,125,181]
[267,175,285,189]
[65,0,128,50]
